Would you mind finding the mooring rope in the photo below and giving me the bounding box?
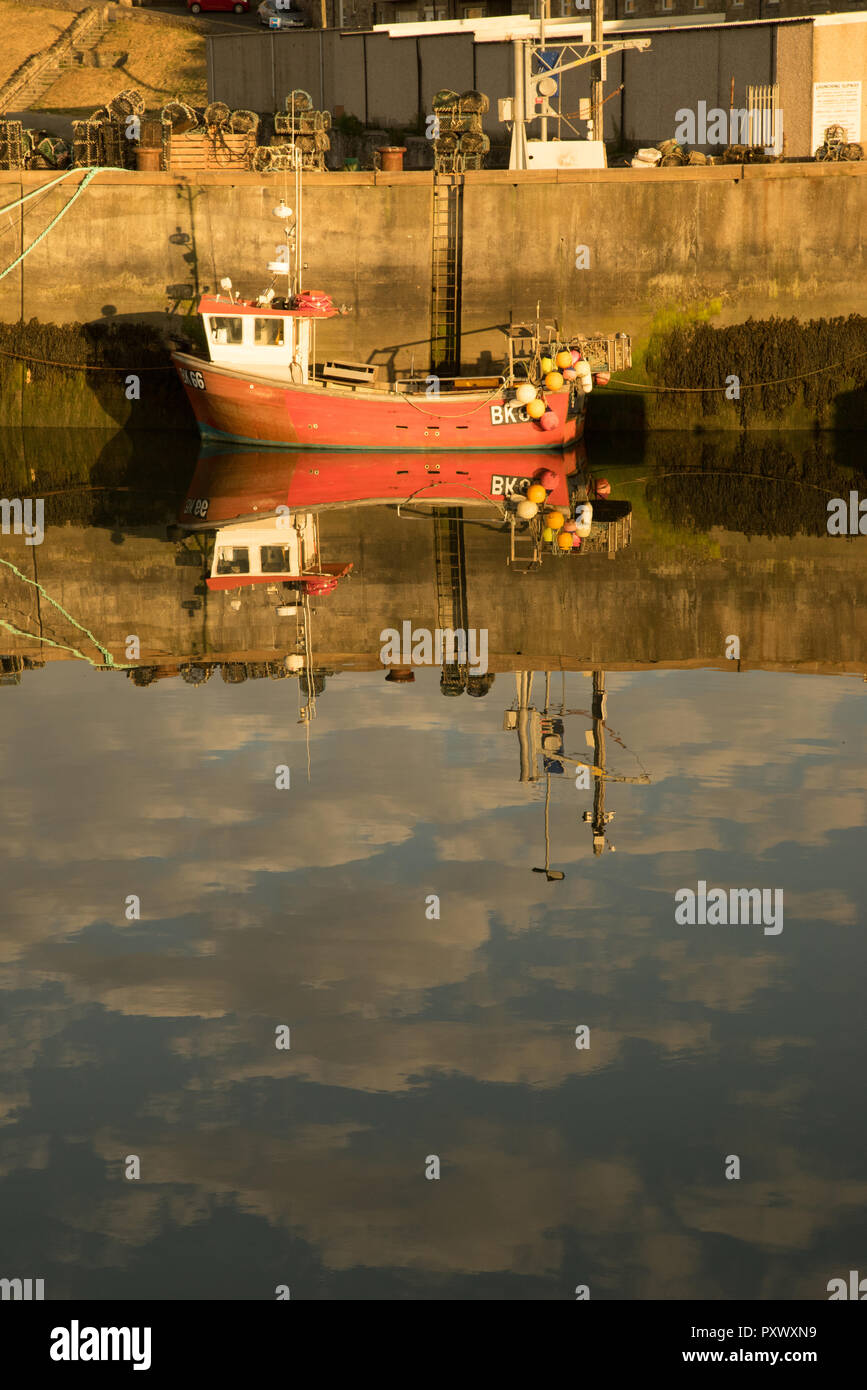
[0,166,140,285]
[0,345,173,372]
[607,348,867,394]
[0,555,128,667]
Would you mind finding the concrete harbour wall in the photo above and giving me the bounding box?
[0,162,864,430]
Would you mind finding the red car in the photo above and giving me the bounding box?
[187,1,251,14]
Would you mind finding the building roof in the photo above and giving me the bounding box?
[372,10,834,42]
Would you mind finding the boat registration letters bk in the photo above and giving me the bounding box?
[490,475,533,496]
[490,403,529,426]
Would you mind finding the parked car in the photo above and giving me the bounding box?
[187,1,251,13]
[257,0,310,27]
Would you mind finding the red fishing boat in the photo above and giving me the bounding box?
[171,156,629,451]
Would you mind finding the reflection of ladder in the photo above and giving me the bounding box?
[433,509,468,635]
[508,515,543,571]
[430,172,463,377]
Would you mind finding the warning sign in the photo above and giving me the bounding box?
[811,81,862,153]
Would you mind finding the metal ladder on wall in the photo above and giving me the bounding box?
[430,172,463,378]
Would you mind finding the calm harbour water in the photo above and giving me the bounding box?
[0,427,865,1300]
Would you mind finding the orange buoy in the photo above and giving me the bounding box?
[526,397,546,419]
[526,483,547,504]
[555,350,572,370]
[556,532,573,551]
[544,371,564,391]
[546,510,565,530]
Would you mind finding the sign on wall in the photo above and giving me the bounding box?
[811,81,862,152]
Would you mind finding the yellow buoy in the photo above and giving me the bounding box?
[515,382,537,405]
[526,398,546,419]
[555,350,572,370]
[526,483,547,504]
[546,510,565,530]
[544,371,564,391]
[557,532,573,551]
[540,356,554,374]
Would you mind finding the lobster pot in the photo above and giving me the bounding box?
[459,131,489,155]
[687,150,707,166]
[108,88,145,120]
[459,90,489,114]
[161,100,198,135]
[139,117,163,147]
[255,143,321,172]
[72,119,99,167]
[432,89,461,110]
[99,119,133,169]
[286,89,313,112]
[204,101,230,128]
[275,110,329,137]
[32,134,71,169]
[228,109,259,136]
[0,120,25,170]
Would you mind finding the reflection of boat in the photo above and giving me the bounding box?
[206,515,352,597]
[178,444,588,529]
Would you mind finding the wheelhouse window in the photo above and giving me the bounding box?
[260,545,295,573]
[215,546,250,575]
[254,317,285,346]
[210,316,243,346]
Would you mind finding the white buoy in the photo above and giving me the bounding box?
[284,654,305,671]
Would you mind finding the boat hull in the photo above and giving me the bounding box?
[172,354,585,452]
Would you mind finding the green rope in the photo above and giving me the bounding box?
[0,554,131,668]
[0,616,105,666]
[0,167,85,217]
[0,167,136,284]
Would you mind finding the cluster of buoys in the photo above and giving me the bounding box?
[516,345,603,429]
[508,469,596,554]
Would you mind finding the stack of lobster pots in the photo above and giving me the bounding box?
[72,89,145,169]
[167,102,259,173]
[432,90,490,173]
[257,91,331,172]
[0,120,25,170]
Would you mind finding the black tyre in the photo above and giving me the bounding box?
[190,3,202,13]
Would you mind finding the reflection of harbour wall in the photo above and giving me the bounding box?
[0,165,864,429]
[1,508,865,673]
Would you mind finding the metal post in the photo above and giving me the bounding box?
[591,0,604,143]
[510,38,527,171]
